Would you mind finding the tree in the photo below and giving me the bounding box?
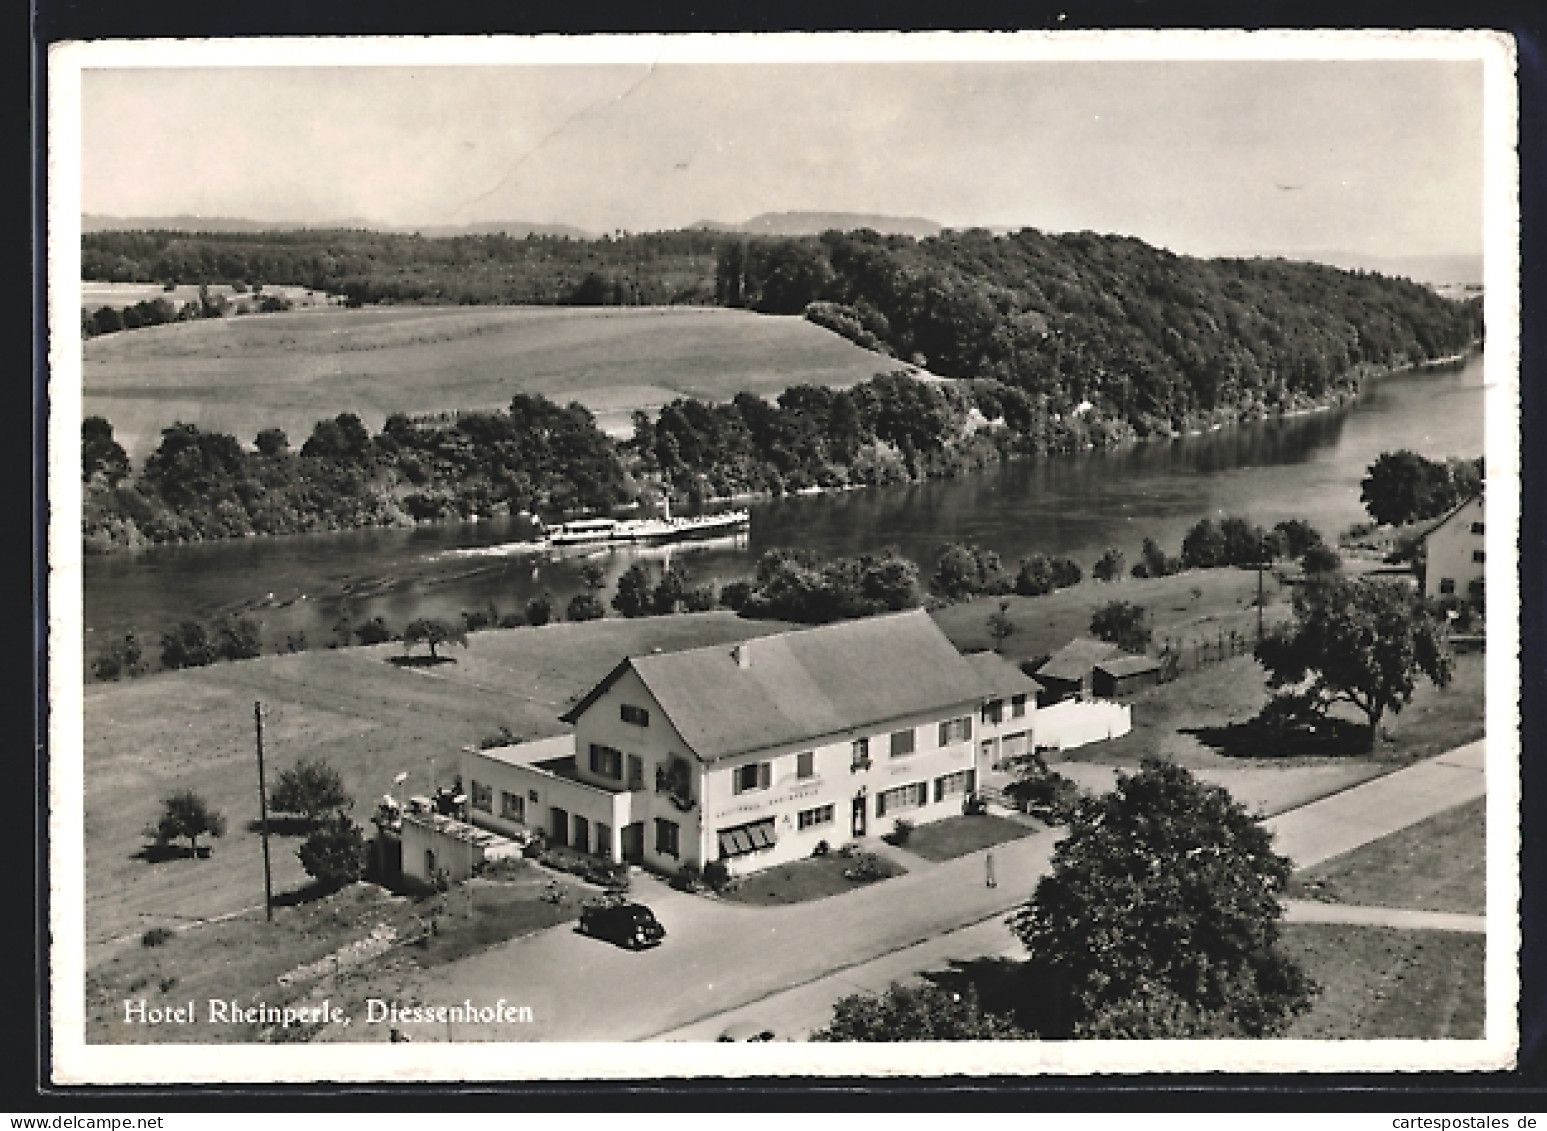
[1092,546,1125,582]
[1090,600,1151,653]
[402,617,468,660]
[270,758,352,825]
[93,633,143,681]
[1131,536,1175,579]
[213,614,263,661]
[930,542,1009,600]
[148,790,227,856]
[1359,450,1455,527]
[1255,576,1453,743]
[577,560,607,592]
[1049,556,1083,589]
[1181,518,1227,569]
[987,600,1016,652]
[297,812,367,890]
[612,564,655,618]
[160,621,216,670]
[82,416,130,484]
[1271,519,1324,560]
[525,594,553,626]
[1009,758,1315,1038]
[652,564,692,614]
[1015,554,1055,596]
[566,592,605,622]
[811,981,1029,1042]
[1300,543,1342,575]
[254,427,290,457]
[353,616,392,645]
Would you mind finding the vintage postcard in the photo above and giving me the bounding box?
[47,30,1521,1084]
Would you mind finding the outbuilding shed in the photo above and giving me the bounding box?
[1092,655,1163,698]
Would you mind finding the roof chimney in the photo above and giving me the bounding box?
[733,642,751,669]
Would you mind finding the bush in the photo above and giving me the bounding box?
[353,617,392,645]
[497,613,526,629]
[1015,555,1056,596]
[1301,543,1342,574]
[565,592,606,622]
[270,758,351,826]
[1092,546,1125,582]
[297,813,367,889]
[525,595,553,627]
[683,583,716,613]
[1049,556,1083,589]
[888,817,914,846]
[93,633,143,681]
[141,927,174,948]
[159,621,216,670]
[1090,600,1151,653]
[671,862,704,892]
[701,859,732,892]
[813,839,831,857]
[719,579,754,611]
[1003,753,1081,824]
[147,790,226,855]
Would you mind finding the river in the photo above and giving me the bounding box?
[82,353,1485,659]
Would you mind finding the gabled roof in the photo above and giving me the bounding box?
[564,610,987,762]
[1034,637,1122,683]
[1421,490,1484,542]
[1094,655,1162,678]
[962,651,1041,699]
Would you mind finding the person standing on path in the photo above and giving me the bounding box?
[985,850,997,888]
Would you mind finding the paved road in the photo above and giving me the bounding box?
[374,741,1486,1042]
[1262,739,1485,870]
[1281,899,1486,933]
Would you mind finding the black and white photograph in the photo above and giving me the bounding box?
[46,30,1521,1083]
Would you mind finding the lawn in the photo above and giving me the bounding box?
[1280,923,1485,1039]
[82,612,796,958]
[82,304,903,457]
[1289,797,1486,915]
[84,866,584,1044]
[900,814,1036,863]
[718,851,906,906]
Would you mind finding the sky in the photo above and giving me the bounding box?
[79,56,1485,259]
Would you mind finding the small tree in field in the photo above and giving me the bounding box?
[1092,546,1125,582]
[1255,576,1451,745]
[148,791,227,856]
[402,617,468,661]
[1090,600,1151,654]
[811,981,1029,1041]
[270,758,352,826]
[566,592,605,622]
[297,813,367,890]
[1010,758,1315,1038]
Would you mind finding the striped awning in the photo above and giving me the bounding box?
[718,818,776,858]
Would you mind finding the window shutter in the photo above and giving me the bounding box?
[759,762,772,789]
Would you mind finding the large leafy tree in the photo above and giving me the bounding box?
[1359,449,1458,527]
[148,790,227,856]
[811,982,1028,1042]
[1255,575,1453,742]
[1090,600,1151,653]
[270,758,352,825]
[1009,758,1315,1038]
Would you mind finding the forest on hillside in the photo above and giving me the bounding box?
[81,225,1481,549]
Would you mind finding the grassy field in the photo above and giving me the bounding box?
[1281,924,1485,1039]
[718,851,907,907]
[901,814,1036,863]
[1289,797,1487,915]
[81,304,907,457]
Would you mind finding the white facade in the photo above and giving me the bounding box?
[1422,494,1486,603]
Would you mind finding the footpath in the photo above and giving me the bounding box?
[652,740,1489,1042]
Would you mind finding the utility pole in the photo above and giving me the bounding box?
[1257,561,1265,644]
[255,701,274,922]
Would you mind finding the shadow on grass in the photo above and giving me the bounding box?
[1183,716,1373,759]
[131,842,210,864]
[272,881,346,908]
[245,815,317,836]
[388,654,458,668]
[918,956,1069,1038]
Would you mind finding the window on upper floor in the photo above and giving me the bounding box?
[937,716,972,746]
[981,700,1004,726]
[470,780,493,812]
[1473,550,1486,564]
[797,751,815,779]
[733,761,772,794]
[626,754,644,790]
[1439,578,1456,595]
[500,790,524,822]
[621,704,650,727]
[890,728,916,758]
[654,818,679,858]
[851,738,871,770]
[588,743,623,780]
[1011,694,1028,719]
[1470,522,1485,536]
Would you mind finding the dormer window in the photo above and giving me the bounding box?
[621,704,650,727]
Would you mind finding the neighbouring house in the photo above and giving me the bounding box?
[461,610,1115,879]
[1029,637,1122,704]
[1420,492,1485,607]
[1092,655,1163,699]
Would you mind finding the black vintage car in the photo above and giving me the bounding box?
[579,900,666,949]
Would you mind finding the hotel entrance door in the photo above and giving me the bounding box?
[852,794,867,838]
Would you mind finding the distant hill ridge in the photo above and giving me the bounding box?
[691,211,944,238]
[82,214,594,240]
